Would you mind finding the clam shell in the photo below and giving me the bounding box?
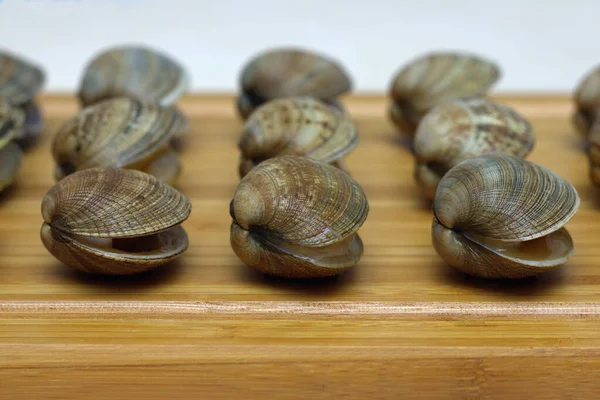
[230,223,363,278]
[237,48,351,117]
[573,66,600,135]
[588,123,600,184]
[231,155,369,247]
[0,100,25,148]
[238,97,358,176]
[434,154,579,241]
[78,46,190,107]
[42,168,191,238]
[52,97,185,179]
[0,141,23,192]
[0,51,45,105]
[389,52,500,129]
[414,98,534,198]
[432,218,573,279]
[40,223,188,275]
[574,65,600,109]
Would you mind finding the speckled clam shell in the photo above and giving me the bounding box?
[42,168,191,238]
[238,97,358,177]
[389,52,500,132]
[78,46,190,107]
[52,97,186,180]
[414,98,534,199]
[434,155,579,242]
[0,51,45,106]
[237,48,352,119]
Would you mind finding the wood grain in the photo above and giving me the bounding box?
[1,94,600,399]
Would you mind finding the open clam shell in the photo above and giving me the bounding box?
[41,168,191,275]
[432,154,579,278]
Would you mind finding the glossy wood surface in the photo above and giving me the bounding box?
[1,95,599,399]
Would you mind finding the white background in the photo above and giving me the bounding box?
[0,0,596,93]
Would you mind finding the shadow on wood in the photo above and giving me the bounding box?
[0,184,19,203]
[51,259,184,290]
[388,131,414,154]
[436,261,568,297]
[235,263,358,297]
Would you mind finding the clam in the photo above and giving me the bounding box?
[0,101,25,192]
[433,154,579,279]
[237,48,352,119]
[389,52,500,135]
[587,122,600,184]
[0,51,46,144]
[78,45,190,107]
[40,168,191,275]
[414,98,534,199]
[573,65,600,137]
[52,97,186,184]
[238,97,358,177]
[230,155,369,278]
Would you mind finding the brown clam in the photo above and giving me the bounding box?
[389,52,500,135]
[78,45,190,107]
[52,97,186,184]
[41,168,191,275]
[414,98,534,199]
[587,121,600,184]
[236,48,352,119]
[433,154,579,279]
[0,51,46,144]
[230,155,369,278]
[573,65,600,137]
[238,97,358,177]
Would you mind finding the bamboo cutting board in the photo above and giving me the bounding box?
[1,95,600,399]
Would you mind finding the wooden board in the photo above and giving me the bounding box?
[2,95,600,399]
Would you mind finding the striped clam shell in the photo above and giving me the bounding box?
[238,97,358,177]
[78,45,190,107]
[434,154,579,242]
[42,168,191,238]
[230,156,369,278]
[237,48,351,118]
[389,52,500,131]
[52,97,186,181]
